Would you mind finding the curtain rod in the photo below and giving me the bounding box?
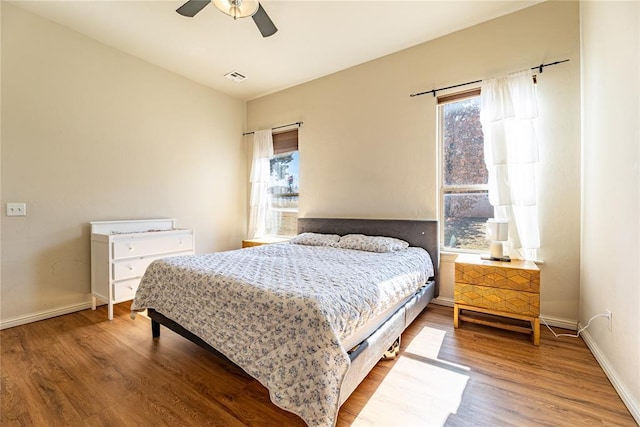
[409,59,570,98]
[242,121,303,136]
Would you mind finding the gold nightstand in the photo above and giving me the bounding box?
[241,236,290,248]
[454,254,541,345]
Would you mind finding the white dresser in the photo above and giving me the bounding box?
[90,219,194,320]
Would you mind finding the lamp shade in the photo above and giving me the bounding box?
[486,219,509,242]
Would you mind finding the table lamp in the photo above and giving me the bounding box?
[484,218,510,261]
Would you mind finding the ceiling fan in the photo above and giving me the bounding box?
[176,0,277,38]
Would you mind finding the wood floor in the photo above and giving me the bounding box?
[1,303,635,426]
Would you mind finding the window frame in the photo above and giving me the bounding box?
[437,88,491,253]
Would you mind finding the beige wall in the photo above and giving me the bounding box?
[1,4,247,325]
[247,1,582,325]
[580,0,639,420]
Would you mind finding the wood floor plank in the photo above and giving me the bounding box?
[1,302,635,426]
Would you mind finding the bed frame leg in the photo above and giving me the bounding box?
[382,336,401,360]
[152,319,160,338]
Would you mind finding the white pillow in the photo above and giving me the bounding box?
[289,232,340,247]
[337,234,409,253]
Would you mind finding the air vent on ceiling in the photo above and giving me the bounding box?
[224,71,247,83]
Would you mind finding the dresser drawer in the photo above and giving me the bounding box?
[113,278,141,302]
[454,283,540,316]
[113,232,193,260]
[112,256,159,281]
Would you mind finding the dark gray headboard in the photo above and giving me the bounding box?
[297,218,439,296]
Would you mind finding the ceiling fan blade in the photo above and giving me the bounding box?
[252,3,277,37]
[176,0,211,17]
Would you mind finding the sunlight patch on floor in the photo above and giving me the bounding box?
[351,327,469,427]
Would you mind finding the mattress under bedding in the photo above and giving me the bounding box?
[131,242,434,426]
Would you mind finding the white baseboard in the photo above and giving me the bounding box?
[431,296,454,307]
[538,314,578,331]
[581,329,640,424]
[0,301,93,330]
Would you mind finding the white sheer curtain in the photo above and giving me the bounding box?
[248,129,273,239]
[480,70,540,260]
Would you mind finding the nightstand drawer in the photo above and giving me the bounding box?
[455,258,539,293]
[455,283,540,317]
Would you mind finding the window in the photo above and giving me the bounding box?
[438,90,492,251]
[266,129,299,236]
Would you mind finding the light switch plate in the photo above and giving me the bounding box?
[7,203,27,216]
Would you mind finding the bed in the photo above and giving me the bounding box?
[131,218,439,426]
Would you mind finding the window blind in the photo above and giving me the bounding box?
[273,129,298,154]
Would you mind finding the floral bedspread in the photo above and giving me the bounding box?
[131,243,433,426]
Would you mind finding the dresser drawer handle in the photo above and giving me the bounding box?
[128,246,134,251]
[128,266,134,271]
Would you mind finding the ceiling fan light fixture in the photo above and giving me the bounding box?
[176,0,277,38]
[212,0,259,19]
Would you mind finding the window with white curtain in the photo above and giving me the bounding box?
[266,129,299,237]
[437,71,541,259]
[438,89,493,251]
[480,70,540,260]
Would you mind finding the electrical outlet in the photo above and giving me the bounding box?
[6,203,27,217]
[606,310,612,331]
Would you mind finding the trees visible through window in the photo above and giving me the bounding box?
[439,90,492,251]
[266,130,299,236]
